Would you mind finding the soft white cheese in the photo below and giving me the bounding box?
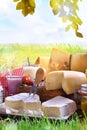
[42,96,77,118]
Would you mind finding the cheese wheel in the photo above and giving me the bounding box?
[62,71,87,94]
[71,53,87,73]
[45,71,64,90]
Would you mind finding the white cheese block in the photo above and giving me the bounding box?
[23,94,41,110]
[46,71,64,90]
[5,93,41,110]
[42,96,77,118]
[5,93,29,109]
[62,71,87,94]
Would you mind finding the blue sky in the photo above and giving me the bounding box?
[0,0,87,45]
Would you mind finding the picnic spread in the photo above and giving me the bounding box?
[0,48,87,120]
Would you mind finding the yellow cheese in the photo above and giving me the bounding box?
[62,71,87,94]
[45,71,64,90]
[48,48,70,73]
[71,53,87,73]
[35,56,50,72]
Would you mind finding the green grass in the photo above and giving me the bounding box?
[0,43,87,72]
[0,113,87,130]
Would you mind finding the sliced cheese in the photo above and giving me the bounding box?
[42,96,77,118]
[62,71,87,94]
[46,71,64,90]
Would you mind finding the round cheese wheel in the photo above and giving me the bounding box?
[62,71,87,94]
[45,71,64,90]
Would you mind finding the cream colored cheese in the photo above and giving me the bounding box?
[42,96,77,118]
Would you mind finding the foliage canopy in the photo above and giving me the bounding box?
[13,0,83,38]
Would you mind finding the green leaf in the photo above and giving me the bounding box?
[62,17,68,23]
[13,0,19,2]
[50,0,58,9]
[72,23,78,31]
[29,0,36,8]
[16,1,24,10]
[65,24,71,32]
[22,8,29,16]
[76,31,83,38]
[52,7,59,15]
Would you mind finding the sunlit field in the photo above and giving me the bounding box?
[0,43,87,72]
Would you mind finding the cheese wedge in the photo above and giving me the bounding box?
[5,93,41,110]
[46,71,64,90]
[23,95,41,111]
[42,96,77,118]
[48,48,70,73]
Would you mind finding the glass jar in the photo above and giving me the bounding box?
[77,84,87,115]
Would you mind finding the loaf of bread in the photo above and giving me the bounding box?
[71,53,87,73]
[45,71,64,90]
[62,71,87,94]
[42,96,77,118]
[48,48,70,73]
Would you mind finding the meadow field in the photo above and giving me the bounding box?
[0,43,87,72]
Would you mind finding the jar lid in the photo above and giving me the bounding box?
[78,84,87,96]
[80,84,87,92]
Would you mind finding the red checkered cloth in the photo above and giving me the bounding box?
[0,67,24,97]
[12,67,24,76]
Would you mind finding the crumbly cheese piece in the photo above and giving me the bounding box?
[42,96,77,118]
[46,71,64,90]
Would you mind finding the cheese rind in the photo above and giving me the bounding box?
[42,96,77,118]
